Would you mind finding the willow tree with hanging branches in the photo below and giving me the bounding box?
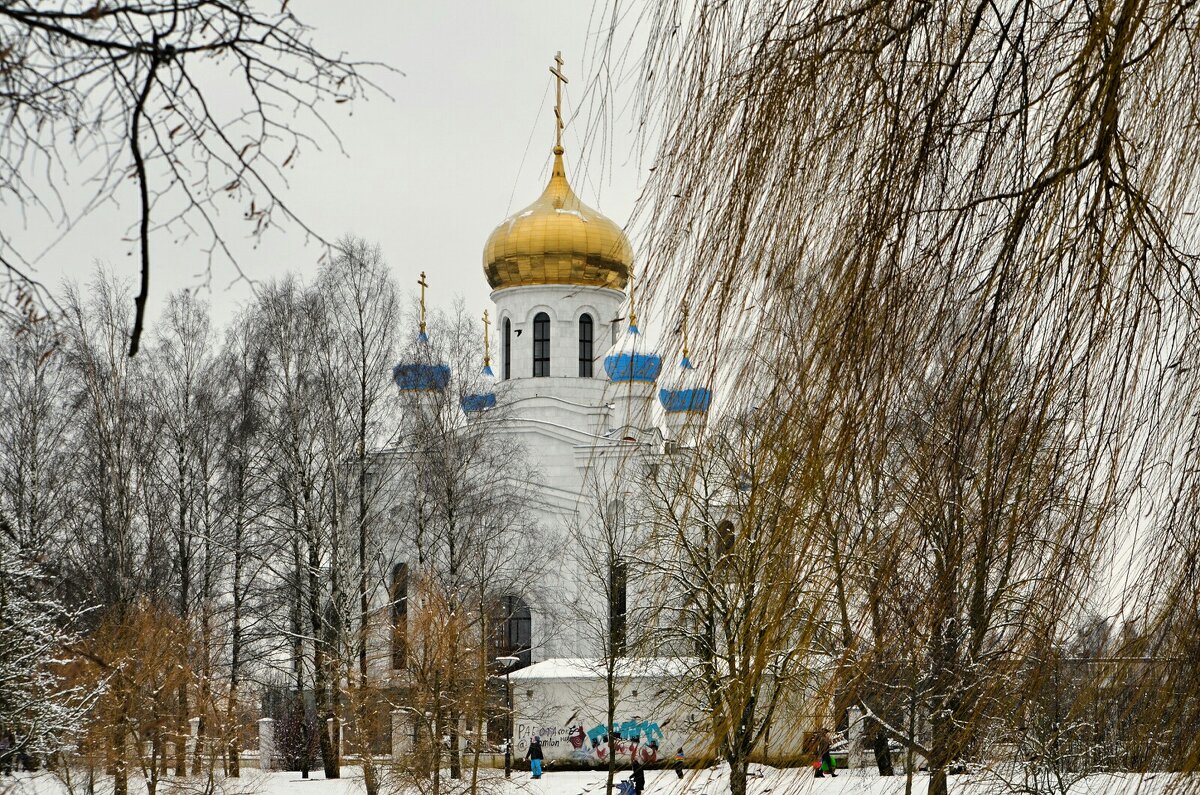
[610,0,1200,792]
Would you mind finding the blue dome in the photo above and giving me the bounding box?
[604,324,662,383]
[394,334,451,392]
[393,362,451,391]
[461,364,497,413]
[659,356,712,413]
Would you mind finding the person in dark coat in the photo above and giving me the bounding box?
[632,757,646,795]
[526,736,544,779]
[818,729,837,777]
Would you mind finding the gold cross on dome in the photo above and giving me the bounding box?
[549,51,569,152]
[482,309,492,367]
[417,271,428,336]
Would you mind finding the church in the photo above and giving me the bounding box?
[367,55,723,766]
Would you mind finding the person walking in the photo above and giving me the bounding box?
[673,747,685,779]
[817,729,837,777]
[632,757,646,795]
[526,735,544,779]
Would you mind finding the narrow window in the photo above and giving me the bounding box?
[503,319,512,380]
[533,312,550,377]
[391,562,409,669]
[506,595,533,667]
[609,559,628,656]
[579,314,594,377]
[716,521,735,558]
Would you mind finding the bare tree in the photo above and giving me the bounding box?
[144,291,221,774]
[211,309,274,777]
[60,271,165,612]
[0,1,386,352]
[312,238,401,794]
[567,472,657,795]
[645,408,829,795]
[384,301,544,788]
[255,276,332,777]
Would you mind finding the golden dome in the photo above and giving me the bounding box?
[484,148,633,290]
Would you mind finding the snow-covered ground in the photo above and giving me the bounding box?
[1,765,1193,795]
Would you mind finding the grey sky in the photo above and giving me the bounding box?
[8,2,649,335]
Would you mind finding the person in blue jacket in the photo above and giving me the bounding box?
[526,736,544,778]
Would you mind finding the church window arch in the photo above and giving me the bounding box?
[533,312,550,377]
[495,594,532,668]
[609,559,628,656]
[579,313,594,377]
[391,562,409,670]
[503,318,512,380]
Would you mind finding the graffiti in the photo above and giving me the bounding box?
[518,717,669,762]
[513,715,672,768]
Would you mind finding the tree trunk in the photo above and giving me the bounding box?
[174,685,188,775]
[307,519,338,780]
[728,754,749,795]
[449,712,461,779]
[112,726,128,795]
[928,705,952,795]
[148,731,160,795]
[871,719,895,776]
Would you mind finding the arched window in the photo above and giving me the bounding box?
[578,314,594,377]
[503,319,511,380]
[532,312,550,377]
[391,562,409,670]
[609,559,628,657]
[496,594,533,668]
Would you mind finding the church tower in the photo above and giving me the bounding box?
[481,53,649,435]
[478,54,663,662]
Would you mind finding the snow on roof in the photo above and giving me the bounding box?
[508,657,696,681]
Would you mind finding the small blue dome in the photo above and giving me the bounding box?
[461,364,497,413]
[604,324,662,383]
[394,334,450,392]
[393,362,451,391]
[659,356,712,413]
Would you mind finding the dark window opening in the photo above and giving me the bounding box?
[391,562,409,669]
[716,521,735,558]
[609,560,628,657]
[503,319,512,380]
[579,314,594,377]
[533,312,550,377]
[494,594,532,669]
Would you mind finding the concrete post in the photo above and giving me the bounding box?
[327,717,343,757]
[186,717,200,762]
[258,718,276,772]
[848,706,865,769]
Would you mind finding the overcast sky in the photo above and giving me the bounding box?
[7,1,650,335]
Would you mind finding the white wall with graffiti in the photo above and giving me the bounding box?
[508,658,701,767]
[505,656,833,768]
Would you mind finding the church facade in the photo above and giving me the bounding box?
[366,62,719,761]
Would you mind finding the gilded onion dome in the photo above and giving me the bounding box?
[483,147,633,291]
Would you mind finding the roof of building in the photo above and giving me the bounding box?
[507,657,696,681]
